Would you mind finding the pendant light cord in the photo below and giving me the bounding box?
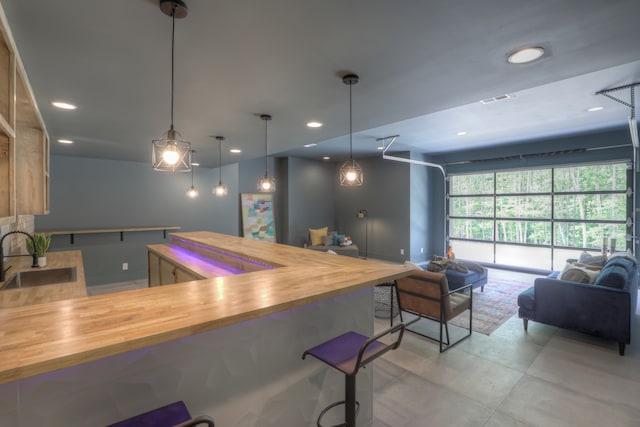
[349,80,353,160]
[170,4,176,130]
[219,139,223,182]
[264,118,268,175]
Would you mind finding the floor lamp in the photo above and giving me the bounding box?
[356,209,368,259]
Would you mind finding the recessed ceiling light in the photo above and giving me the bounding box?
[57,139,74,144]
[191,162,200,166]
[507,46,545,64]
[456,131,467,136]
[322,156,330,160]
[587,106,605,112]
[229,148,242,153]
[377,146,385,150]
[303,143,317,148]
[51,101,77,110]
[306,121,323,128]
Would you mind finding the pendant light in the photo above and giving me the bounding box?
[186,150,198,198]
[151,0,192,172]
[258,114,276,192]
[213,136,228,196]
[339,73,363,186]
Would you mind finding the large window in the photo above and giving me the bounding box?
[448,163,631,271]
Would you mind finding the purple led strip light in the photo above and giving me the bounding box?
[171,237,275,270]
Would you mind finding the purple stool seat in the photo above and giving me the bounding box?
[302,325,405,426]
[107,401,214,427]
[302,331,386,375]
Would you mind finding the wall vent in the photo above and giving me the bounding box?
[480,93,516,104]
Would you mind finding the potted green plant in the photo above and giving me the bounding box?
[26,233,51,267]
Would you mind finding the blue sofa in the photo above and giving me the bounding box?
[518,255,638,355]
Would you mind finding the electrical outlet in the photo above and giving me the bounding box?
[400,249,404,255]
[122,263,128,271]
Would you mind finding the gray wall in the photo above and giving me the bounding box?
[335,156,411,262]
[37,155,240,285]
[285,157,336,247]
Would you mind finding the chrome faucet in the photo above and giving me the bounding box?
[0,231,39,282]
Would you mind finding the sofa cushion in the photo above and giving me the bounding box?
[594,264,628,289]
[322,235,334,246]
[309,227,328,246]
[605,256,636,276]
[333,233,346,246]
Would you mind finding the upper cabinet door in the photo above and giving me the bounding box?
[0,3,49,224]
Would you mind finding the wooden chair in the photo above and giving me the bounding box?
[392,270,472,352]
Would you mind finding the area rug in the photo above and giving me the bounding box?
[448,271,535,335]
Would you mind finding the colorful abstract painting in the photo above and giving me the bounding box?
[241,193,276,242]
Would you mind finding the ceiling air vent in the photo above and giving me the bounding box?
[480,93,516,105]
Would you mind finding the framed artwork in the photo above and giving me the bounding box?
[241,193,276,242]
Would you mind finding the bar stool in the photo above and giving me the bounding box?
[106,401,214,427]
[302,324,405,427]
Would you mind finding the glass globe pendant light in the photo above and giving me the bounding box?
[213,136,228,196]
[186,150,198,198]
[258,114,276,193]
[151,0,192,172]
[339,73,363,186]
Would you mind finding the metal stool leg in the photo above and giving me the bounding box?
[345,375,356,426]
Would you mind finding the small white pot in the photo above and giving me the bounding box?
[38,256,47,267]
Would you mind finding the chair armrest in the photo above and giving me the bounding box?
[444,282,473,296]
[355,323,405,373]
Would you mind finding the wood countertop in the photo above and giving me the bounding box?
[0,232,412,384]
[0,250,86,308]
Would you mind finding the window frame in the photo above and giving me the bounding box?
[447,161,632,271]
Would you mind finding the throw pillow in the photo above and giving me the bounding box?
[403,261,424,271]
[559,262,599,284]
[322,235,334,246]
[578,252,607,267]
[309,227,328,246]
[594,264,627,289]
[333,233,346,246]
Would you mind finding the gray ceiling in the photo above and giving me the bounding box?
[2,0,640,168]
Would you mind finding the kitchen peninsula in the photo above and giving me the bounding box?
[0,231,411,426]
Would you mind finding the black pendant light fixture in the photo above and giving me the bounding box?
[339,73,363,186]
[258,114,276,193]
[186,150,198,198]
[214,136,228,197]
[152,0,192,172]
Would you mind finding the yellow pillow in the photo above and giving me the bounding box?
[309,227,328,246]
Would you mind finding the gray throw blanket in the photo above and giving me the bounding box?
[427,258,486,275]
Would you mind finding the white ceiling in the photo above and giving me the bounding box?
[2,0,640,167]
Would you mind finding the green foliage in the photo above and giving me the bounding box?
[26,233,51,257]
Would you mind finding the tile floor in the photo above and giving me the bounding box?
[88,273,640,427]
[372,276,640,427]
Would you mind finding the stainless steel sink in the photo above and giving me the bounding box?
[1,267,77,290]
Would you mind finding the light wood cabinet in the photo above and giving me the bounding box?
[148,251,160,287]
[174,266,201,283]
[0,5,49,225]
[148,250,203,287]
